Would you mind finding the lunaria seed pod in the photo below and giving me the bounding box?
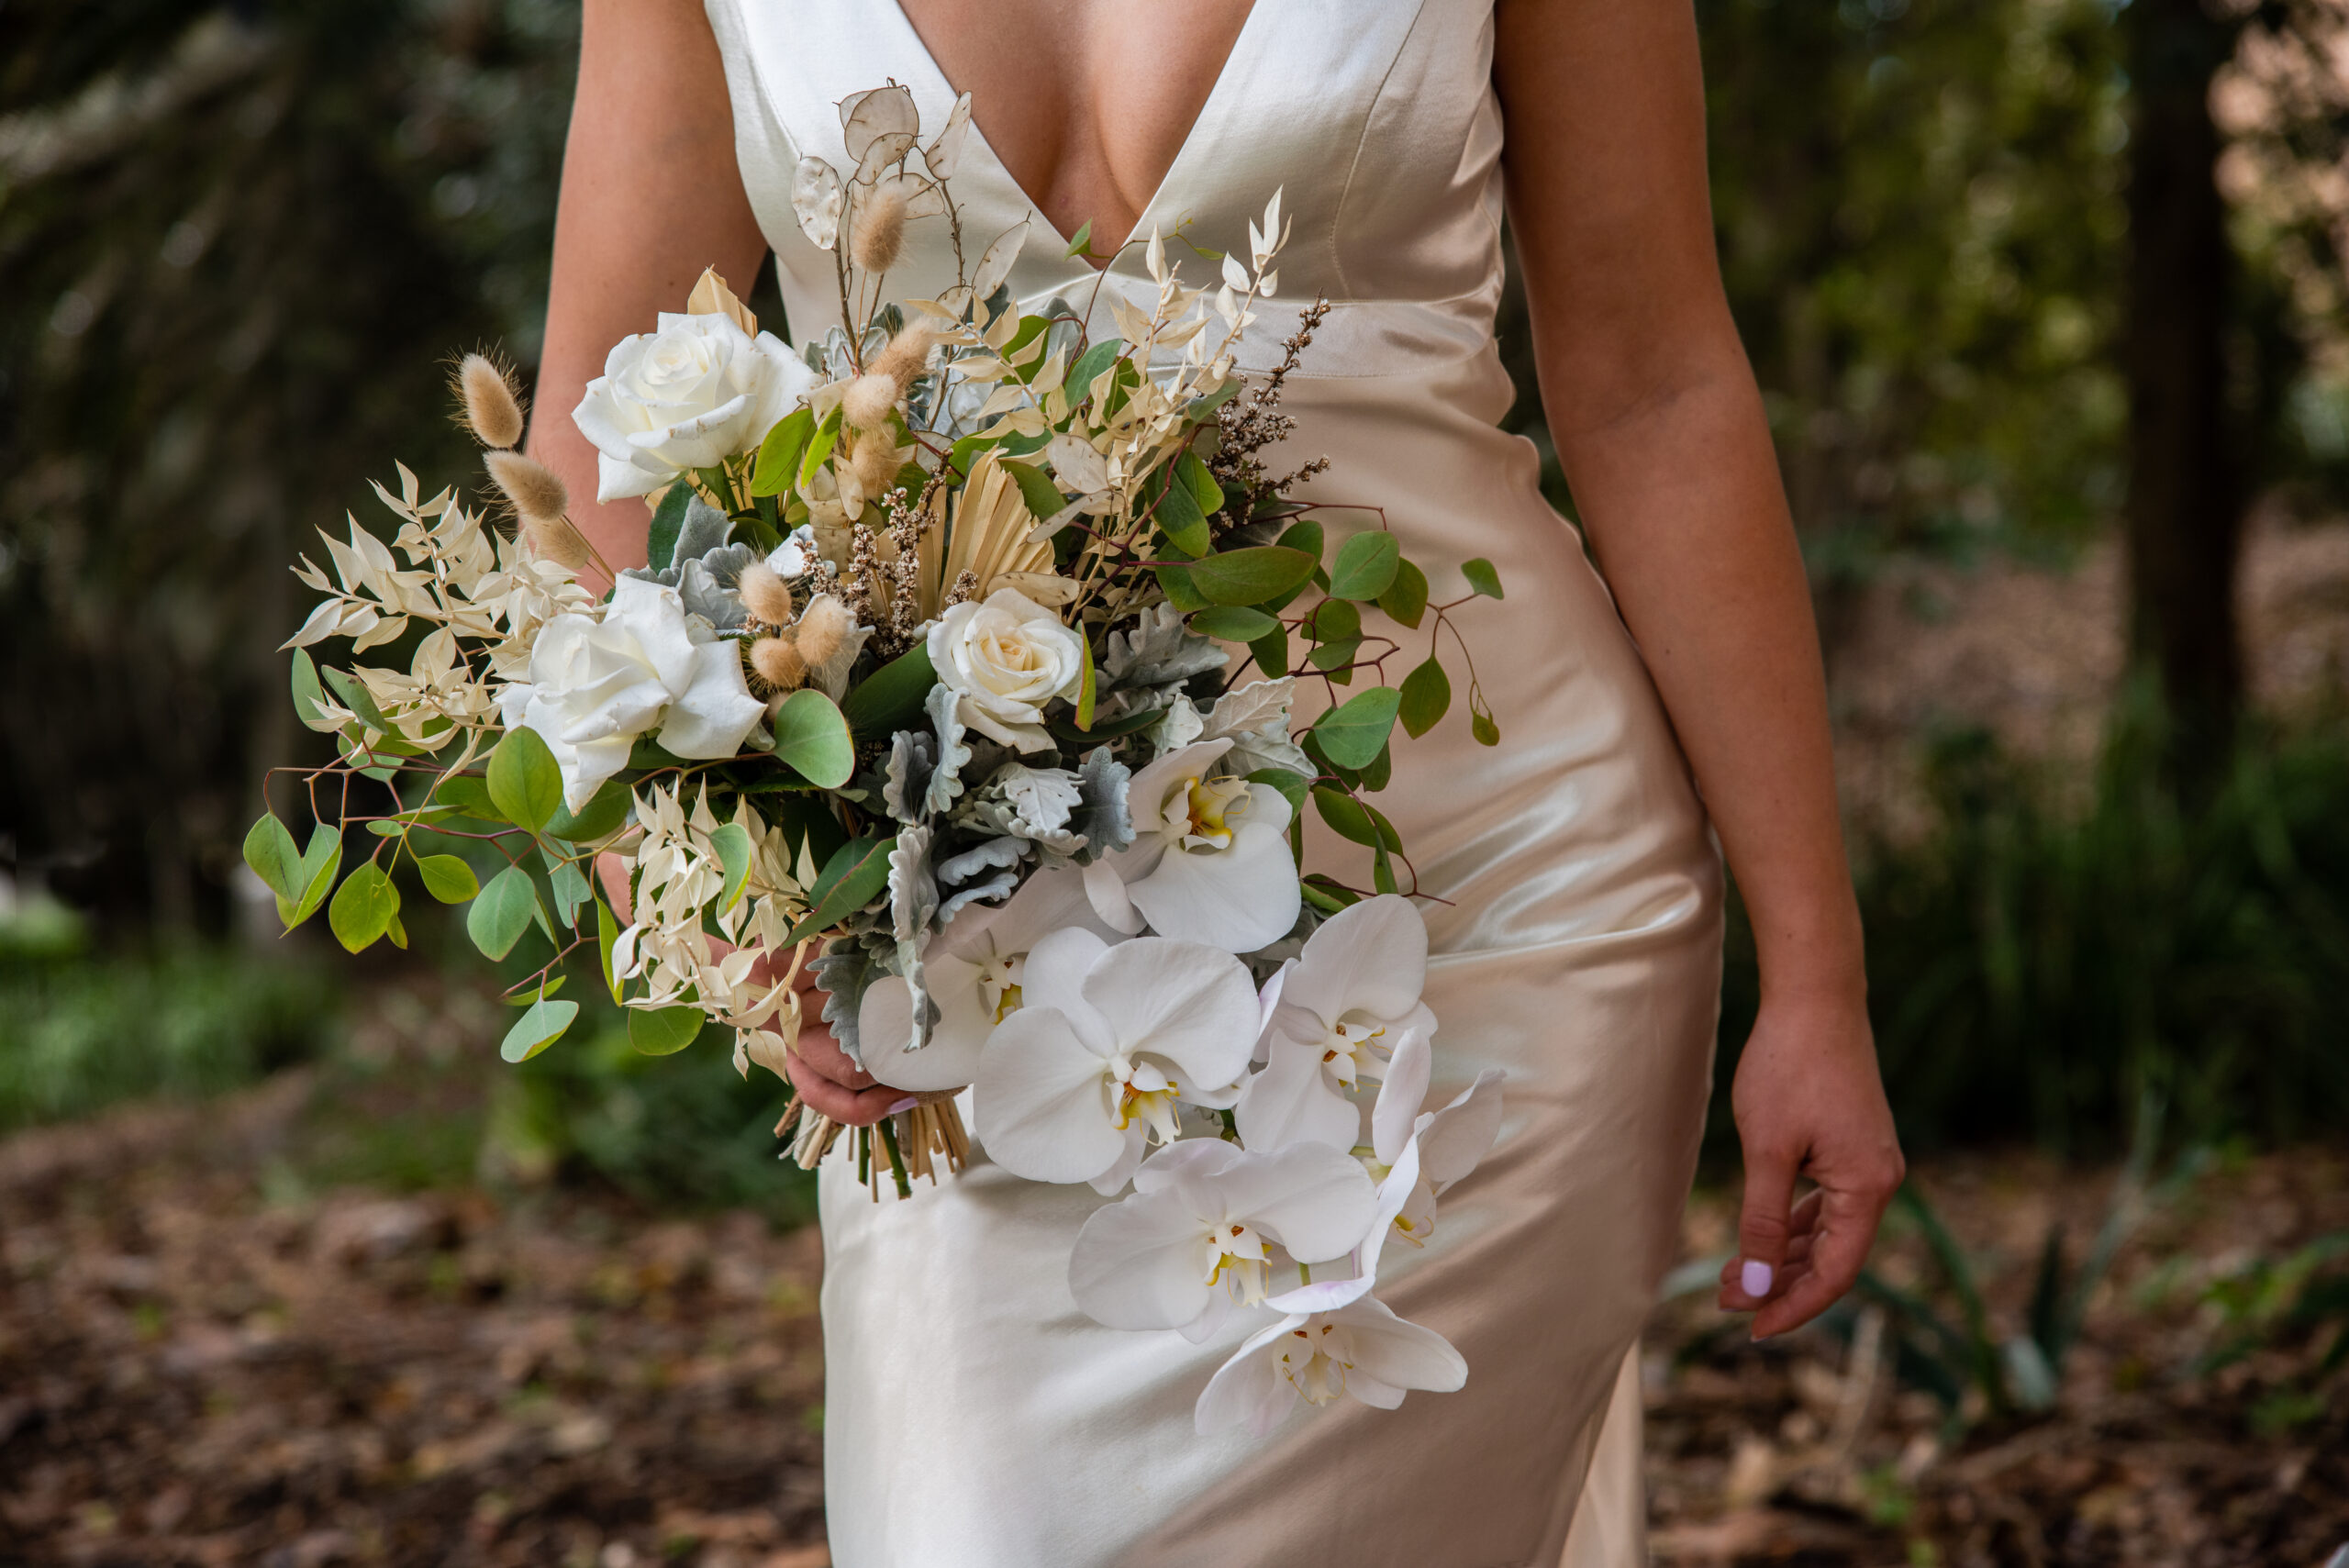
[484,450,569,521]
[794,595,852,669]
[456,353,526,449]
[841,372,899,435]
[751,634,807,691]
[851,180,909,275]
[738,562,797,627]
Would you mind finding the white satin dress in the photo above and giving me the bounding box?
[706,3,1724,1562]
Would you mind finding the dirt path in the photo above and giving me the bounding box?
[2,1071,2343,1567]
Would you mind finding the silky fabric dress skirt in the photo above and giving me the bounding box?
[706,1,1725,1562]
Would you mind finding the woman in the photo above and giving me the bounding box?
[536,1,1904,1562]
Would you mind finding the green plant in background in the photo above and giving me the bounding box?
[1712,693,2349,1160]
[1847,1094,2207,1434]
[2196,1229,2349,1436]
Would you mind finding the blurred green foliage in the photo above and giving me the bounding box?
[1717,699,2349,1159]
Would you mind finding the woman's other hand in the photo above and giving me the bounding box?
[1716,986,1905,1339]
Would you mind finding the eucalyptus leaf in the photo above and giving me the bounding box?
[596,895,624,1005]
[1178,450,1222,517]
[772,687,856,787]
[467,864,540,961]
[1462,557,1505,600]
[328,861,398,953]
[241,813,305,905]
[798,406,842,492]
[1378,558,1431,628]
[1311,786,1402,851]
[785,836,897,945]
[711,820,755,912]
[1313,684,1403,769]
[1399,657,1452,738]
[1190,606,1278,642]
[289,649,328,728]
[488,726,563,833]
[1329,531,1401,601]
[1000,458,1066,523]
[501,996,578,1062]
[628,1005,706,1056]
[417,853,480,904]
[1173,545,1319,606]
[431,773,505,826]
[1248,624,1291,679]
[546,777,633,843]
[1156,471,1211,557]
[287,826,342,928]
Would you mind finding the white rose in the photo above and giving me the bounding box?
[573,312,816,503]
[498,576,767,810]
[926,588,1086,753]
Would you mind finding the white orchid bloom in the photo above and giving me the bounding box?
[973,931,1259,1193]
[1193,1295,1467,1438]
[857,868,1122,1092]
[1067,1139,1377,1343]
[1233,895,1438,1151]
[1260,1035,1508,1318]
[1083,738,1300,953]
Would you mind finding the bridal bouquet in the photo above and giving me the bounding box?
[244,83,1508,1434]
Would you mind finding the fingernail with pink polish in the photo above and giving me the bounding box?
[1740,1259,1774,1299]
[886,1095,918,1115]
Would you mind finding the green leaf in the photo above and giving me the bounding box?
[467,864,540,961]
[785,836,897,945]
[320,666,401,739]
[1247,623,1291,679]
[711,820,755,912]
[546,777,633,844]
[1068,338,1126,403]
[841,643,938,740]
[1246,768,1309,817]
[798,406,843,492]
[1465,695,1503,751]
[1314,685,1403,770]
[1372,841,1399,895]
[1462,557,1505,600]
[488,726,563,833]
[507,975,567,1004]
[1357,740,1392,793]
[286,826,342,928]
[1377,559,1430,628]
[750,406,817,497]
[501,996,579,1063]
[546,858,591,929]
[328,861,398,953]
[430,773,506,826]
[628,1005,706,1056]
[290,650,328,728]
[647,483,694,573]
[1190,606,1278,642]
[1000,458,1066,524]
[596,895,625,1005]
[1074,627,1097,729]
[242,813,305,905]
[1329,531,1401,601]
[1303,598,1361,644]
[1168,545,1319,607]
[1399,658,1452,739]
[1155,562,1211,613]
[1155,470,1211,557]
[416,854,480,904]
[1308,637,1362,682]
[771,688,855,788]
[1275,518,1325,562]
[1178,450,1222,518]
[1311,786,1402,851]
[1063,219,1095,259]
[1301,873,1363,914]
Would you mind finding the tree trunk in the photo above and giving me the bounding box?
[2123,0,2245,753]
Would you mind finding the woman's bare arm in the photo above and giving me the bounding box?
[1494,0,1904,1338]
[529,0,769,580]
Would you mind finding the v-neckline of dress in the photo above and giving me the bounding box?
[875,0,1264,274]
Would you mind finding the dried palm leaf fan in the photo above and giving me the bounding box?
[914,447,1072,618]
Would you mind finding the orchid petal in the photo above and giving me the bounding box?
[861,974,991,1092]
[1209,1140,1378,1263]
[1372,1029,1432,1167]
[1078,940,1259,1096]
[1281,893,1429,1032]
[1126,811,1301,952]
[1418,1069,1508,1190]
[1068,1185,1216,1329]
[972,1006,1123,1183]
[1232,1034,1361,1154]
[1195,1314,1302,1437]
